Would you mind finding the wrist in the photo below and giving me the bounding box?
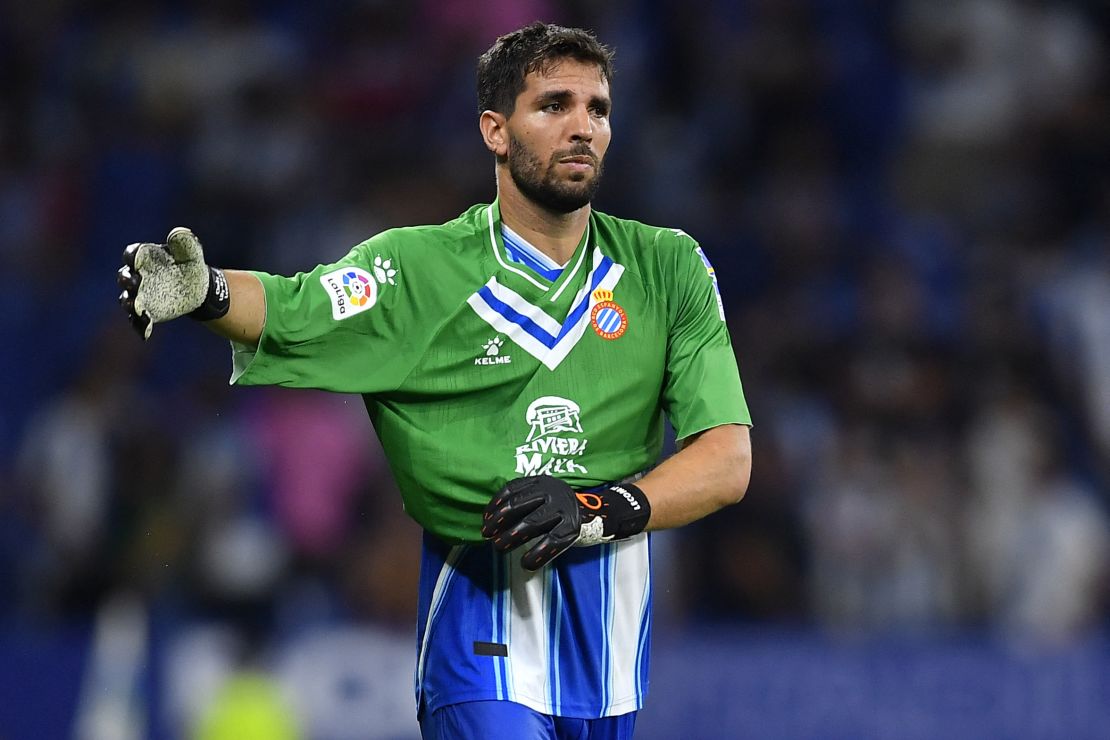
[188,266,230,322]
[575,482,651,546]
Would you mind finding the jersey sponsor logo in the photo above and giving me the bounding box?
[590,289,627,340]
[514,396,589,476]
[694,246,726,322]
[526,396,583,440]
[321,267,377,320]
[475,336,512,366]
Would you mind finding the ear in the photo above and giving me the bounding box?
[480,110,509,158]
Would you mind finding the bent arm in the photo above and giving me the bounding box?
[636,423,751,531]
[204,269,266,347]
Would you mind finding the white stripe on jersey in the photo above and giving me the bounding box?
[549,243,589,303]
[506,549,552,709]
[607,536,651,714]
[509,533,650,716]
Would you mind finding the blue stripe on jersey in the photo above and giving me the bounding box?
[603,544,616,713]
[548,572,563,715]
[599,546,610,713]
[476,285,557,349]
[634,554,648,701]
[503,231,565,282]
[491,547,505,700]
[546,544,608,715]
[695,245,727,321]
[475,256,613,349]
[416,543,462,703]
[416,535,501,714]
[500,553,515,701]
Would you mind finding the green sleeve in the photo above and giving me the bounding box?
[660,230,751,438]
[230,232,420,393]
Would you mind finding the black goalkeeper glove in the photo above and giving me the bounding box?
[117,226,230,340]
[481,475,651,570]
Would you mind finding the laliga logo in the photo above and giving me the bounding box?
[320,265,381,320]
[342,271,373,306]
[590,288,627,340]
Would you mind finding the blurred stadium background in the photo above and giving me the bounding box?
[2,1,1110,738]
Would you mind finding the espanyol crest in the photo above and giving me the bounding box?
[590,288,627,340]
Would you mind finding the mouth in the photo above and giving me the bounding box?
[557,154,596,175]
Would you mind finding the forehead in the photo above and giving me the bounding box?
[519,59,610,98]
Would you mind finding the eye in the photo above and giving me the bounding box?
[542,101,563,113]
[590,105,609,118]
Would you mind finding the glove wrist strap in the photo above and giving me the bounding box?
[188,267,230,322]
[576,483,651,545]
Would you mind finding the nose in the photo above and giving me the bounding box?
[569,105,593,142]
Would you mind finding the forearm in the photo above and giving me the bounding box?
[202,269,266,347]
[636,423,751,531]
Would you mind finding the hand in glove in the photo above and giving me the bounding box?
[116,227,229,340]
[482,476,651,570]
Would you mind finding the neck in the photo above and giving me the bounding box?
[496,172,590,265]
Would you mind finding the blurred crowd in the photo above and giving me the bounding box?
[2,0,1110,660]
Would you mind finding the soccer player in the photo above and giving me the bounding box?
[117,22,752,740]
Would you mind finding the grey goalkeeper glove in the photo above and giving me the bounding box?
[116,227,229,340]
[482,475,651,570]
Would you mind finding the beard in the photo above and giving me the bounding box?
[507,134,604,214]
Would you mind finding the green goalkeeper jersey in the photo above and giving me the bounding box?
[231,201,750,542]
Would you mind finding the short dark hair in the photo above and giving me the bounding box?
[476,22,614,115]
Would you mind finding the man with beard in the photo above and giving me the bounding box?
[118,22,752,740]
